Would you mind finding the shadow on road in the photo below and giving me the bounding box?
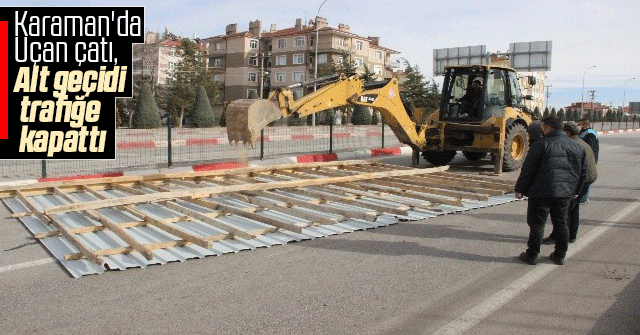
[302,237,517,264]
[588,271,640,334]
[369,221,527,244]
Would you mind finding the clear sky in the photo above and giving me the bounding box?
[6,0,640,110]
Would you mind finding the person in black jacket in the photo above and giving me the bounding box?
[514,116,588,265]
[578,118,599,203]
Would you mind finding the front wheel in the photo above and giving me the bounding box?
[422,150,456,166]
[502,123,529,171]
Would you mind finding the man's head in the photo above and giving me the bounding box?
[471,79,482,89]
[578,118,590,129]
[563,122,581,136]
[541,115,562,135]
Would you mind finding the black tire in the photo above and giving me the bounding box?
[422,150,456,166]
[462,151,487,161]
[502,123,529,171]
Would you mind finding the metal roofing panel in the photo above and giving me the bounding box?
[2,173,519,278]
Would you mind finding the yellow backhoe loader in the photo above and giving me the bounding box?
[226,65,538,173]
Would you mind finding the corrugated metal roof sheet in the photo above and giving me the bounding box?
[3,193,520,278]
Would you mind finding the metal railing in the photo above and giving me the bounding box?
[1,120,400,181]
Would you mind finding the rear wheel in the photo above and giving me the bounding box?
[462,151,487,161]
[502,123,529,171]
[422,150,456,166]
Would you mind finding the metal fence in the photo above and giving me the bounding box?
[1,119,637,182]
[0,121,401,181]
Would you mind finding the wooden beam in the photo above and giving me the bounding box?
[14,190,51,224]
[194,198,304,234]
[0,160,376,198]
[53,187,154,260]
[143,214,212,248]
[162,200,256,240]
[43,166,450,214]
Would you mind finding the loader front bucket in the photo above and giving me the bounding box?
[226,99,282,145]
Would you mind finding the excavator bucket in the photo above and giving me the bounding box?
[226,99,282,145]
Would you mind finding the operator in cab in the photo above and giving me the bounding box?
[459,79,483,118]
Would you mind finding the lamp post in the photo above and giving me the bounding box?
[623,77,636,115]
[313,0,330,127]
[545,85,552,110]
[581,65,596,117]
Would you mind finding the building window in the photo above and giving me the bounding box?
[375,50,383,60]
[276,55,286,66]
[336,56,344,64]
[354,57,363,68]
[277,38,287,49]
[293,54,304,65]
[295,37,305,47]
[317,53,327,64]
[355,40,363,51]
[168,48,177,56]
[213,74,223,82]
[249,56,258,66]
[250,39,258,49]
[214,42,222,50]
[293,71,304,82]
[247,89,257,98]
[213,58,223,67]
[248,73,257,82]
[374,65,382,75]
[337,37,345,47]
[276,72,286,82]
[168,62,177,71]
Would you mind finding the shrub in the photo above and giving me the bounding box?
[131,83,161,129]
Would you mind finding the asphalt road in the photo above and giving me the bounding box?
[0,132,639,334]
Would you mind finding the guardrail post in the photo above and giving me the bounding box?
[329,114,334,154]
[260,129,264,160]
[41,160,47,179]
[167,118,172,167]
[381,118,385,148]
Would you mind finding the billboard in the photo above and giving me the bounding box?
[508,41,552,71]
[433,45,487,76]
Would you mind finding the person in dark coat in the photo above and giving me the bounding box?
[578,118,599,203]
[515,116,588,265]
[542,122,597,245]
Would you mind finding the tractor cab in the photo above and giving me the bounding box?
[440,65,527,123]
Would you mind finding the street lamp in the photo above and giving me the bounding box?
[545,85,552,110]
[313,0,330,127]
[623,77,636,114]
[581,65,596,117]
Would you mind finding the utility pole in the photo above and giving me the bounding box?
[545,85,552,110]
[588,90,596,119]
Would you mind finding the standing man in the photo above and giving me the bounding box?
[542,122,597,245]
[515,116,588,265]
[578,118,599,203]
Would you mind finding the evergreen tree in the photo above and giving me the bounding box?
[555,107,564,120]
[371,109,379,125]
[537,106,545,118]
[400,63,429,108]
[550,108,557,118]
[597,110,603,122]
[166,38,221,127]
[187,86,216,127]
[544,107,550,116]
[351,105,372,125]
[132,83,162,129]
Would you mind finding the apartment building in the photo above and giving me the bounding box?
[203,18,399,105]
[132,29,193,87]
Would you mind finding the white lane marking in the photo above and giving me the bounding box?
[0,258,55,274]
[431,201,640,335]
